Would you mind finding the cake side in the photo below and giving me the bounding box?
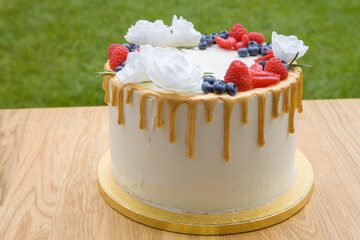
[105,66,302,213]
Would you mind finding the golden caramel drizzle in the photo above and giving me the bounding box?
[103,62,303,161]
[270,89,281,119]
[187,101,198,158]
[257,93,267,147]
[223,99,235,161]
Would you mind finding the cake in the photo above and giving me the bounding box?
[101,16,308,214]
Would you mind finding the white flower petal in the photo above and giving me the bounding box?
[169,15,201,46]
[272,31,309,63]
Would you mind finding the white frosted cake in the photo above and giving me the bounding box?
[101,16,308,213]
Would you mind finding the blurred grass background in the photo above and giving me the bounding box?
[0,0,359,109]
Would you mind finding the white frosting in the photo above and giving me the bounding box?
[107,46,298,213]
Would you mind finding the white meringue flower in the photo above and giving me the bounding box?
[146,47,203,93]
[116,45,155,83]
[125,20,172,46]
[272,31,309,63]
[117,45,203,93]
[169,15,201,46]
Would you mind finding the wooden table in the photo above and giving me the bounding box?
[0,99,359,239]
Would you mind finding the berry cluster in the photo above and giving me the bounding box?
[238,42,272,58]
[108,43,136,71]
[201,76,238,96]
[223,57,289,92]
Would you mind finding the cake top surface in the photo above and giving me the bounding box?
[102,15,308,97]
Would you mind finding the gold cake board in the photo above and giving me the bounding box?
[97,149,314,235]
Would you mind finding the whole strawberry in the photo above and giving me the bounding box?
[108,43,122,58]
[264,58,288,80]
[224,60,252,92]
[228,24,248,42]
[109,45,130,71]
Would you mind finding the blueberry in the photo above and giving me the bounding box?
[237,47,248,57]
[203,76,216,84]
[225,82,238,96]
[123,43,131,51]
[122,61,126,67]
[204,36,213,46]
[198,41,208,50]
[248,41,259,48]
[115,66,124,72]
[213,80,226,94]
[283,62,290,71]
[248,46,259,56]
[201,82,214,94]
[210,33,217,43]
[219,30,229,38]
[129,43,137,48]
[267,43,272,49]
[201,35,207,42]
[260,46,270,56]
[130,45,139,52]
[258,61,266,70]
[218,33,227,39]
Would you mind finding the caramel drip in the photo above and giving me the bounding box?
[288,82,298,133]
[110,80,117,107]
[270,89,281,119]
[102,62,304,161]
[203,100,216,123]
[282,87,290,113]
[187,101,198,158]
[298,71,304,113]
[103,75,111,104]
[223,100,235,161]
[257,93,267,147]
[139,91,152,130]
[115,82,124,125]
[125,87,135,104]
[156,98,164,127]
[167,100,182,143]
[239,98,249,124]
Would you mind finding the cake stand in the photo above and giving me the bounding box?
[97,149,313,235]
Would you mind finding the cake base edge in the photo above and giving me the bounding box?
[97,149,314,235]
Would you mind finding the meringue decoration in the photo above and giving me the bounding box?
[125,20,172,47]
[169,15,201,46]
[117,45,203,93]
[271,31,309,63]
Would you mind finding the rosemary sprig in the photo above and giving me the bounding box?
[94,71,116,77]
[288,51,311,71]
[175,46,197,50]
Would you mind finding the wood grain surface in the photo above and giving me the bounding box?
[0,99,359,239]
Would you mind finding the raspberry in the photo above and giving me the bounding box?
[215,36,236,49]
[228,24,248,42]
[108,43,122,58]
[249,70,281,88]
[248,32,265,45]
[109,46,129,71]
[249,63,263,71]
[267,49,273,55]
[234,34,250,50]
[264,58,289,80]
[224,60,252,92]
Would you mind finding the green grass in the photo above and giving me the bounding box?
[0,0,359,109]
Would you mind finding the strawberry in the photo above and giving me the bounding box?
[228,24,248,42]
[255,50,275,62]
[249,63,263,71]
[215,36,236,49]
[109,46,129,71]
[264,58,289,80]
[224,60,252,92]
[249,70,281,88]
[248,32,265,45]
[108,43,122,58]
[234,34,250,50]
